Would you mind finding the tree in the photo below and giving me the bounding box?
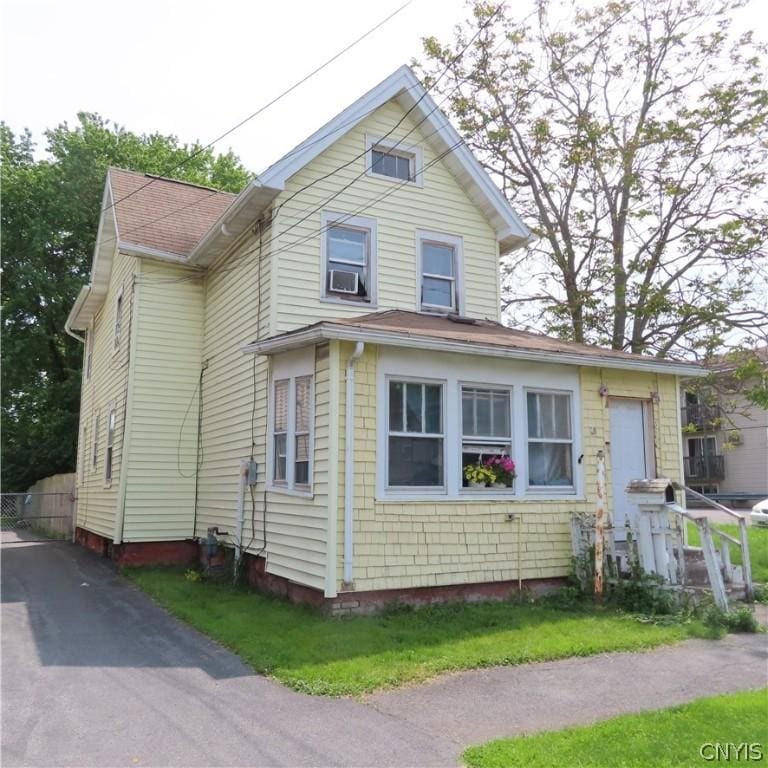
[418,0,768,358]
[1,115,251,491]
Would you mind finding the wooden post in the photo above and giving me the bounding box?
[594,451,606,601]
[699,518,729,611]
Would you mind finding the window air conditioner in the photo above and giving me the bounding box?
[329,269,359,294]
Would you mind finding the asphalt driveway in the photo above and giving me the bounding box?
[2,536,766,768]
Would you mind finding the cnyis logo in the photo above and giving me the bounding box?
[700,743,764,762]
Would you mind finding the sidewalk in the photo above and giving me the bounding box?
[363,633,768,751]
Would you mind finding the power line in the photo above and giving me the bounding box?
[101,0,417,217]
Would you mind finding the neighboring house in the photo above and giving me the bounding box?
[681,349,768,502]
[66,65,703,612]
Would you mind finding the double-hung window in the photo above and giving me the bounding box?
[526,391,573,488]
[272,374,313,491]
[114,288,123,350]
[104,407,116,483]
[92,412,100,472]
[321,213,376,303]
[387,380,444,488]
[461,387,513,487]
[417,231,462,313]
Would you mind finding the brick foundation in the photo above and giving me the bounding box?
[74,527,199,567]
[240,551,566,615]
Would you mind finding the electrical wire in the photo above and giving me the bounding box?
[101,0,417,217]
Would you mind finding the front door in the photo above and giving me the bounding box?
[609,399,652,541]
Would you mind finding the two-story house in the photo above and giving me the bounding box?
[66,66,702,612]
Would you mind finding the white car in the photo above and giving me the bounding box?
[751,498,768,526]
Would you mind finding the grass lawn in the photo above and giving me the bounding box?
[464,688,767,768]
[687,521,768,583]
[126,567,706,696]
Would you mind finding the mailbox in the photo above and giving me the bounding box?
[624,478,676,508]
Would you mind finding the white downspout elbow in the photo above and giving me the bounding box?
[343,342,364,586]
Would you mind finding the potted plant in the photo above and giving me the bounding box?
[484,455,516,489]
[463,462,496,488]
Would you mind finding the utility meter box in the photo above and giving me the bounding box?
[624,478,676,508]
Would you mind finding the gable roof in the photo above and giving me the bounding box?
[243,310,706,377]
[189,65,531,266]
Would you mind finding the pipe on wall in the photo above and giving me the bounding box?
[343,342,365,586]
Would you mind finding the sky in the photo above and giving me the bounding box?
[1,0,474,174]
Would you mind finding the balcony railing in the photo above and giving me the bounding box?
[683,455,725,481]
[681,403,722,431]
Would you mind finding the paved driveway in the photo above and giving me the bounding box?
[3,537,766,768]
[1,538,454,767]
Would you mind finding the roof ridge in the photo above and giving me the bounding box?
[108,166,238,196]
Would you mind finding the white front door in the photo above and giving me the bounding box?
[610,399,650,541]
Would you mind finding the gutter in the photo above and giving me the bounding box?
[343,342,365,586]
[64,285,92,342]
[243,325,707,378]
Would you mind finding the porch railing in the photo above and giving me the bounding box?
[681,403,722,430]
[683,455,725,481]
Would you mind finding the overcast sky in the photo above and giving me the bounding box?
[1,0,475,173]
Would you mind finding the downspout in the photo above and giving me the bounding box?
[343,342,365,587]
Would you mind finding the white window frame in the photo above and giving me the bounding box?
[416,230,464,315]
[459,384,515,493]
[525,388,575,492]
[104,405,116,486]
[113,287,124,352]
[268,351,315,497]
[385,376,447,494]
[375,348,583,502]
[91,411,100,473]
[85,328,93,380]
[365,134,423,187]
[79,424,88,485]
[320,211,377,306]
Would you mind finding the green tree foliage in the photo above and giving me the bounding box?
[418,0,768,357]
[1,115,250,491]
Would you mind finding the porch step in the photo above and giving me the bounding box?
[683,547,745,596]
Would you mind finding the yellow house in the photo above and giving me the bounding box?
[66,66,702,612]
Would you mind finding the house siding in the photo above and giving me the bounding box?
[272,99,501,332]
[75,247,136,539]
[334,342,683,594]
[120,259,204,542]
[720,394,768,494]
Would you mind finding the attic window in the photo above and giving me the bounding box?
[365,134,423,187]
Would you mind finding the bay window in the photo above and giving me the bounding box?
[387,380,444,487]
[526,391,574,488]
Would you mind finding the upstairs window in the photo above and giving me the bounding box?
[366,134,422,186]
[92,412,100,471]
[113,287,124,350]
[526,391,573,488]
[85,330,93,380]
[321,213,377,304]
[271,374,314,491]
[417,230,462,313]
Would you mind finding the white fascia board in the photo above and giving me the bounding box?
[66,285,93,331]
[118,241,203,269]
[242,324,707,377]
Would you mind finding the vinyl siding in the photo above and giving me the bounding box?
[720,396,768,493]
[272,99,501,332]
[121,259,204,541]
[333,342,684,594]
[74,247,136,539]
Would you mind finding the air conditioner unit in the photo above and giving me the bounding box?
[329,269,359,294]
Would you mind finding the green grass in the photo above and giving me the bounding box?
[464,688,767,768]
[687,521,768,583]
[126,567,705,696]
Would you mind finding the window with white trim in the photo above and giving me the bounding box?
[113,287,123,349]
[387,380,444,487]
[92,412,100,471]
[321,213,376,303]
[461,387,513,488]
[526,391,573,488]
[271,374,314,490]
[85,330,93,380]
[417,231,462,313]
[104,408,116,482]
[79,425,88,484]
[365,134,422,185]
